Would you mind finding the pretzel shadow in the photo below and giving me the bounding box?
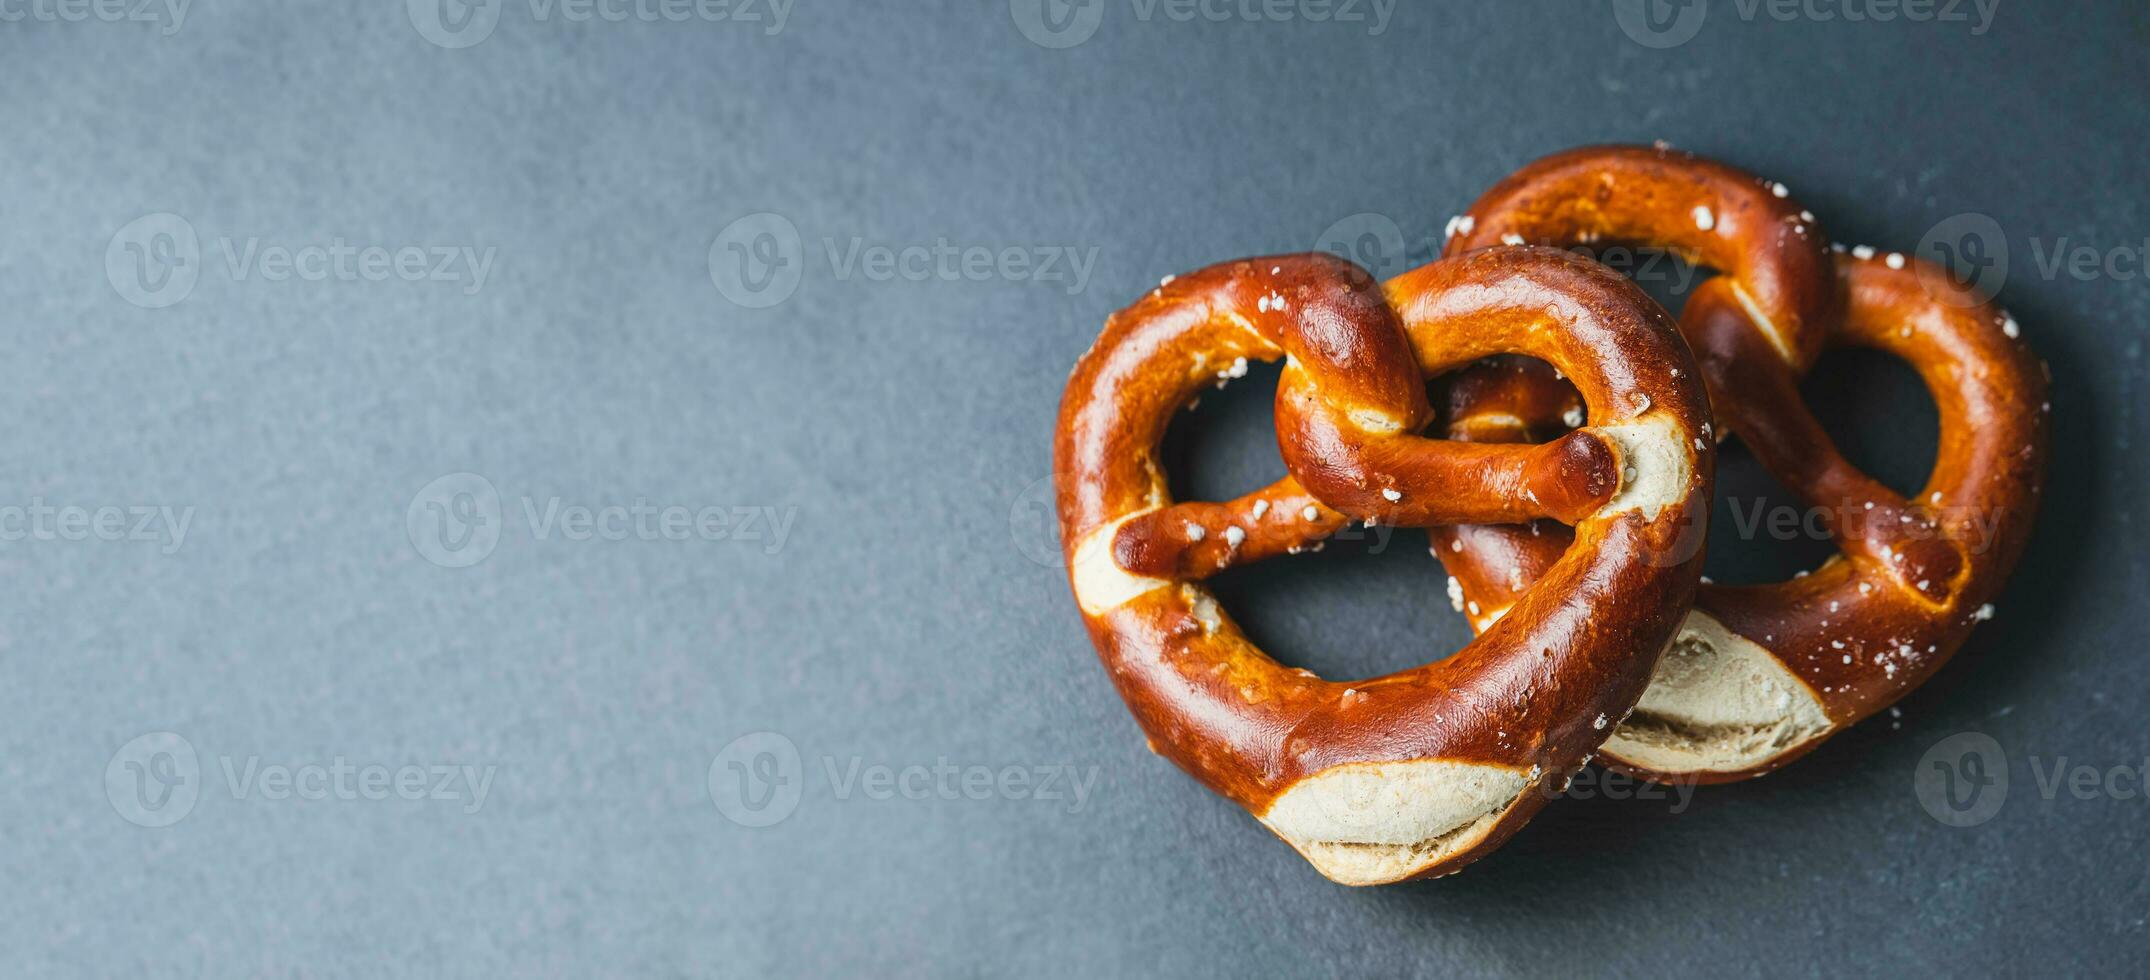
[1326,752,1856,971]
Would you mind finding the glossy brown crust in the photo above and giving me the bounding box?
[1054,247,1714,879]
[1433,147,2049,782]
[1446,143,1838,373]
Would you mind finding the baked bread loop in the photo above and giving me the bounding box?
[1055,247,1714,884]
[1434,146,2049,782]
[1445,143,1839,377]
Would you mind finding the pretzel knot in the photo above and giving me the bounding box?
[1055,247,1714,884]
[1430,146,2049,782]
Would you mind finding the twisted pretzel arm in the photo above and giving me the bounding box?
[1683,281,1961,601]
[1423,357,1589,628]
[1695,253,2048,736]
[1098,254,1616,579]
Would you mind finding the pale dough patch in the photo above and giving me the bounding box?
[1067,513,1168,615]
[1592,413,1693,521]
[1260,759,1528,886]
[1602,609,1833,774]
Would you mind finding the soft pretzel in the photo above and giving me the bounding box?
[1430,146,2049,782]
[1054,247,1713,884]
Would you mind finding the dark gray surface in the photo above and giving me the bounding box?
[4,1,2145,976]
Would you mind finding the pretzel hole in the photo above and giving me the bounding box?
[1160,357,1287,504]
[1207,537,1474,682]
[1567,245,1706,320]
[1802,347,1938,499]
[1429,355,1585,441]
[1703,441,1839,585]
[1700,349,1939,584]
[1162,355,1480,680]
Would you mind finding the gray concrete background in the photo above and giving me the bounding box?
[3,1,2145,976]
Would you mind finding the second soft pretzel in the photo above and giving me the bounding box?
[1429,146,2049,782]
